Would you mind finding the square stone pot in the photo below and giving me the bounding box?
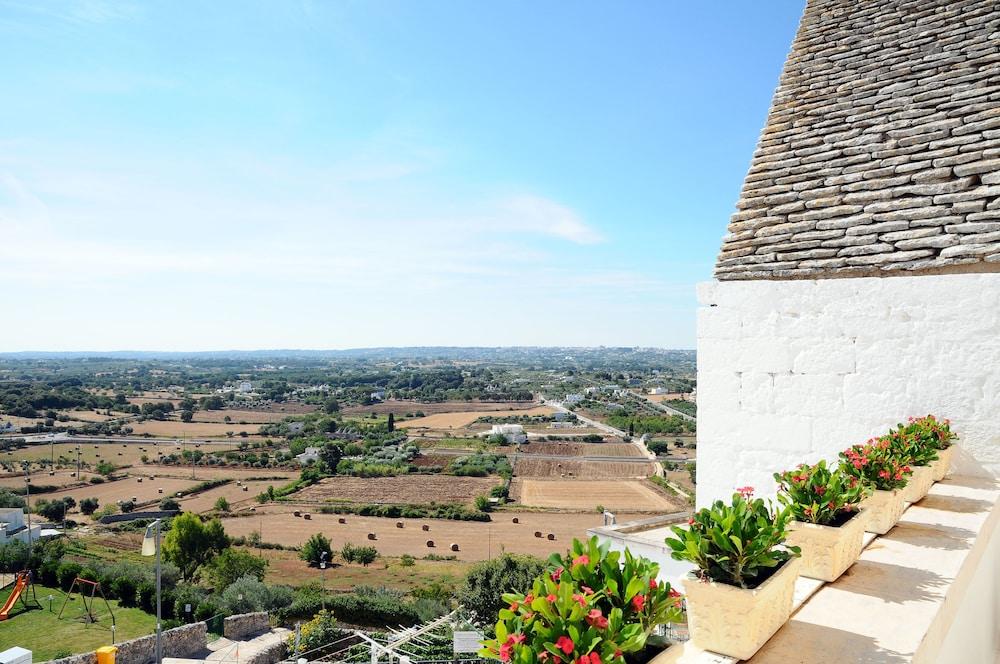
[785,509,867,582]
[684,556,801,660]
[901,465,934,503]
[860,489,904,535]
[931,445,955,482]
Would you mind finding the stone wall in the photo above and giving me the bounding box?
[223,611,270,640]
[44,622,207,664]
[695,273,1000,505]
[716,0,1000,280]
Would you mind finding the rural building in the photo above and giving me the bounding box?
[295,446,321,464]
[0,508,41,545]
[369,390,385,401]
[563,393,584,405]
[238,381,253,393]
[648,387,668,395]
[490,424,527,444]
[690,0,1000,661]
[286,422,305,435]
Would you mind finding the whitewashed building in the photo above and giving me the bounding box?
[0,508,40,546]
[490,424,527,444]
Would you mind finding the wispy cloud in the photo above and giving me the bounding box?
[501,194,604,245]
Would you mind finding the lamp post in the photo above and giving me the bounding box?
[142,519,163,664]
[320,551,328,610]
[22,462,32,559]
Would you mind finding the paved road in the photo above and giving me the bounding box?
[543,400,629,437]
[645,399,697,422]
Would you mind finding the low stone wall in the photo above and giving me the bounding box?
[242,641,286,664]
[223,611,270,640]
[45,622,207,664]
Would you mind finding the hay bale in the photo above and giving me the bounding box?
[293,511,301,517]
[338,517,347,524]
[396,521,404,529]
[450,543,460,552]
[426,540,435,548]
[534,531,542,538]
[421,524,430,532]
[512,517,519,524]
[303,513,311,520]
[158,488,163,494]
[547,533,555,541]
[367,533,377,540]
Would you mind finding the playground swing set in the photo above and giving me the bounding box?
[0,570,40,620]
[59,577,116,628]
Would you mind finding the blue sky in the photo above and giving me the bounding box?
[0,1,803,351]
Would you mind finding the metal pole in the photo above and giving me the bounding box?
[320,551,328,611]
[155,519,162,664]
[23,463,32,560]
[293,622,301,658]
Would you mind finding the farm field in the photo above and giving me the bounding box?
[2,441,237,466]
[518,442,642,457]
[398,406,556,430]
[0,582,155,660]
[0,469,100,488]
[294,475,499,506]
[127,420,266,438]
[220,510,647,561]
[342,401,539,416]
[510,479,683,512]
[191,409,290,423]
[57,410,123,422]
[644,393,688,403]
[513,458,658,479]
[177,479,276,513]
[43,476,203,509]
[136,464,298,482]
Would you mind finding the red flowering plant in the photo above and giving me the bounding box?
[479,537,683,664]
[898,415,956,452]
[885,426,938,468]
[665,487,799,589]
[839,437,911,491]
[773,459,869,526]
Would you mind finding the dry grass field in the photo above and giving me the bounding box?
[343,401,539,416]
[177,480,277,513]
[127,420,266,438]
[136,464,298,482]
[191,409,290,424]
[398,406,556,430]
[644,393,689,403]
[45,476,202,508]
[57,410,123,423]
[294,475,500,506]
[513,458,657,479]
[0,469,100,489]
[220,509,648,561]
[510,479,682,512]
[518,442,643,457]
[2,441,238,467]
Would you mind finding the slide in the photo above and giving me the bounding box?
[0,574,27,620]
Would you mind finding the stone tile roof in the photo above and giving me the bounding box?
[716,0,1000,280]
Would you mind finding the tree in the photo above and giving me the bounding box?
[457,554,545,626]
[202,549,268,588]
[323,398,340,414]
[163,513,229,581]
[214,497,230,512]
[160,498,181,511]
[318,443,342,474]
[0,490,25,510]
[96,460,116,477]
[180,410,194,423]
[120,500,135,513]
[387,413,395,433]
[300,532,333,567]
[80,497,99,515]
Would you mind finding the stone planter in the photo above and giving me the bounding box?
[901,465,934,503]
[785,509,867,582]
[860,489,905,535]
[931,445,956,482]
[684,556,801,660]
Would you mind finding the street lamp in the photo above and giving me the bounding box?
[319,551,328,610]
[22,462,32,559]
[141,519,163,664]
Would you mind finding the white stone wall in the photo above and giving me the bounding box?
[696,272,1000,506]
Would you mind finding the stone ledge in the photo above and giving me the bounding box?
[656,475,1000,663]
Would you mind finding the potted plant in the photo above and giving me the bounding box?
[774,460,869,582]
[480,537,684,664]
[903,415,957,481]
[887,427,937,503]
[664,488,800,660]
[840,439,910,534]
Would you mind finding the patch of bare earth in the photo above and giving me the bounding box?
[293,475,500,506]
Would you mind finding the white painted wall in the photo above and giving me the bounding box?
[696,272,1000,507]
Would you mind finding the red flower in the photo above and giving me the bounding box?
[509,600,519,611]
[578,653,602,664]
[499,643,513,662]
[572,555,590,567]
[551,567,564,581]
[538,652,550,662]
[581,585,594,595]
[649,578,658,590]
[631,594,646,611]
[687,517,695,526]
[556,636,575,655]
[585,608,608,629]
[524,594,534,604]
[573,593,587,607]
[546,594,557,603]
[815,486,826,496]
[668,587,681,598]
[736,486,754,499]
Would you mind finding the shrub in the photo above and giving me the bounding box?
[901,414,956,450]
[665,488,799,588]
[80,497,99,515]
[290,609,346,650]
[474,494,492,512]
[326,591,419,626]
[341,542,378,566]
[886,426,938,467]
[111,576,139,608]
[57,561,83,590]
[400,554,415,567]
[202,549,268,588]
[160,498,180,511]
[218,574,294,615]
[774,459,868,525]
[300,533,333,567]
[458,554,545,626]
[214,497,230,512]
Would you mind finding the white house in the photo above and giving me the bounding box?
[295,447,321,464]
[648,387,668,396]
[564,393,584,405]
[0,509,41,546]
[238,381,253,393]
[490,424,527,444]
[370,390,385,402]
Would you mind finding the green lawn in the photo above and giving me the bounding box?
[0,582,156,659]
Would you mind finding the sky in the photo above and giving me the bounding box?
[0,0,804,351]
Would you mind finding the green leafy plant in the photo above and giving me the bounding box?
[840,438,911,491]
[902,415,956,450]
[665,488,799,588]
[774,460,868,525]
[480,537,683,663]
[884,427,938,467]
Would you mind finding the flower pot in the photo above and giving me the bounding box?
[860,489,904,535]
[901,465,934,503]
[785,509,867,582]
[684,556,801,660]
[931,445,955,482]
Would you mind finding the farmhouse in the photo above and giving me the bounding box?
[563,393,584,405]
[490,424,527,444]
[370,390,385,401]
[295,446,321,464]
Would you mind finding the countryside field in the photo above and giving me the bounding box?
[518,442,643,457]
[396,406,556,430]
[2,441,238,466]
[294,475,500,506]
[510,479,683,512]
[512,458,659,479]
[342,400,540,416]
